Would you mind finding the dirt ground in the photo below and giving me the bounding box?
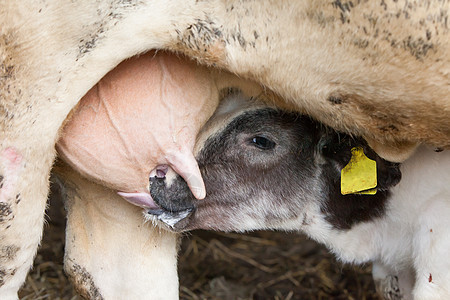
[18,183,379,300]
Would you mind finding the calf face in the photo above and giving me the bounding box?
[147,94,401,232]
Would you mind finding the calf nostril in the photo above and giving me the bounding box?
[154,165,169,179]
[156,169,165,178]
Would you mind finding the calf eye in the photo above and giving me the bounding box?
[250,136,276,150]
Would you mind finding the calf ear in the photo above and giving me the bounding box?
[364,146,402,192]
[314,131,402,230]
[316,131,401,192]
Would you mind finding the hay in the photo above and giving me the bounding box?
[178,231,378,300]
[18,184,379,299]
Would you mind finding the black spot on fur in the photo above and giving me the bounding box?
[230,31,247,49]
[0,203,13,223]
[0,267,15,288]
[0,175,3,189]
[328,96,343,105]
[15,193,20,204]
[0,245,19,262]
[353,38,369,49]
[67,263,104,300]
[332,0,353,23]
[332,0,353,14]
[0,58,18,125]
[176,17,223,53]
[0,64,14,80]
[379,124,399,133]
[78,35,102,59]
[402,35,434,60]
[0,268,6,287]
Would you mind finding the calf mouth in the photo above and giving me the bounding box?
[147,208,193,230]
[147,176,196,231]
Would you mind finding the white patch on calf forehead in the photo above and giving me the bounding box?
[194,93,274,155]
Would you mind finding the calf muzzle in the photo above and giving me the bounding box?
[148,176,195,230]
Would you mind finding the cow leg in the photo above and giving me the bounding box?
[55,163,179,299]
[0,2,214,297]
[0,3,197,298]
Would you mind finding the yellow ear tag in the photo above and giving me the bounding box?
[341,147,377,195]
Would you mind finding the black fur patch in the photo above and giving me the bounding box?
[0,268,6,287]
[0,203,13,223]
[175,17,223,52]
[318,133,401,229]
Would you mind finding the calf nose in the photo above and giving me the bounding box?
[149,175,195,213]
[148,175,196,230]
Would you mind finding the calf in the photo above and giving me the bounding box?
[149,92,450,300]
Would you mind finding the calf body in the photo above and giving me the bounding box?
[149,94,450,299]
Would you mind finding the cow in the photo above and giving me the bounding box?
[148,91,450,300]
[1,1,449,299]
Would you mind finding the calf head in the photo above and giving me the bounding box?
[147,93,402,232]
